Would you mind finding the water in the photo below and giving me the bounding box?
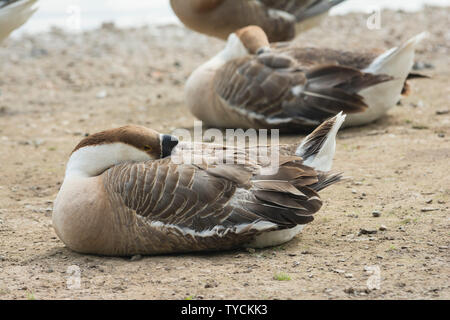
[12,0,450,35]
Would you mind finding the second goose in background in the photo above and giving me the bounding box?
[185,26,426,132]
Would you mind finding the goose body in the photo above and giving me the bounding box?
[186,26,426,132]
[170,0,346,42]
[0,0,38,43]
[53,114,345,256]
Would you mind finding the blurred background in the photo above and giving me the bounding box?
[12,0,450,35]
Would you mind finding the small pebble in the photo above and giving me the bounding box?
[359,228,378,236]
[344,288,355,294]
[246,248,256,254]
[96,90,108,99]
[130,255,142,261]
[379,225,388,231]
[372,211,382,217]
[421,207,439,212]
[332,269,345,274]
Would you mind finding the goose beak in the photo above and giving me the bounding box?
[161,134,179,158]
[256,46,271,55]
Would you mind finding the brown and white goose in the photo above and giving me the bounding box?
[185,26,426,131]
[170,0,346,42]
[53,114,346,256]
[0,0,38,43]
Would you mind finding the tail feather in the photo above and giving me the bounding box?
[364,32,427,78]
[309,172,343,192]
[295,112,346,172]
[232,116,345,228]
[295,0,346,22]
[0,0,38,43]
[300,65,393,115]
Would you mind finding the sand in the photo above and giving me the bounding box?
[0,7,449,300]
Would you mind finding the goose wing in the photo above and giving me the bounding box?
[102,153,330,236]
[214,51,391,131]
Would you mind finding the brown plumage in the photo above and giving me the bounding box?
[211,49,391,131]
[170,0,346,42]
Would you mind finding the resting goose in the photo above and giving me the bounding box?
[53,114,346,256]
[0,0,38,43]
[186,26,426,131]
[170,0,346,42]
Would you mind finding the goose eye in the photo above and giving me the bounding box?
[143,145,152,151]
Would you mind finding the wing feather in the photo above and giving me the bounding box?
[103,149,341,234]
[214,51,391,131]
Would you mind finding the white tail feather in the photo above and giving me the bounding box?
[0,0,38,43]
[364,32,427,78]
[345,32,427,127]
[296,112,346,172]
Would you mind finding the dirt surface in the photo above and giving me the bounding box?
[0,7,449,300]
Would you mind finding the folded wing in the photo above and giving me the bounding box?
[214,51,391,130]
[103,153,336,236]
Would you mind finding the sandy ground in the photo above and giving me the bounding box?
[0,7,449,300]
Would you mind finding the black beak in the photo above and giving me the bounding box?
[161,134,179,158]
[256,46,271,55]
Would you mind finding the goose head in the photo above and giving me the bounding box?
[235,25,271,55]
[65,125,179,178]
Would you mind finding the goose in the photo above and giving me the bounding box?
[0,0,38,43]
[170,0,346,42]
[53,113,346,256]
[185,25,427,131]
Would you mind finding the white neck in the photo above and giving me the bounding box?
[65,143,151,178]
[203,33,248,70]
